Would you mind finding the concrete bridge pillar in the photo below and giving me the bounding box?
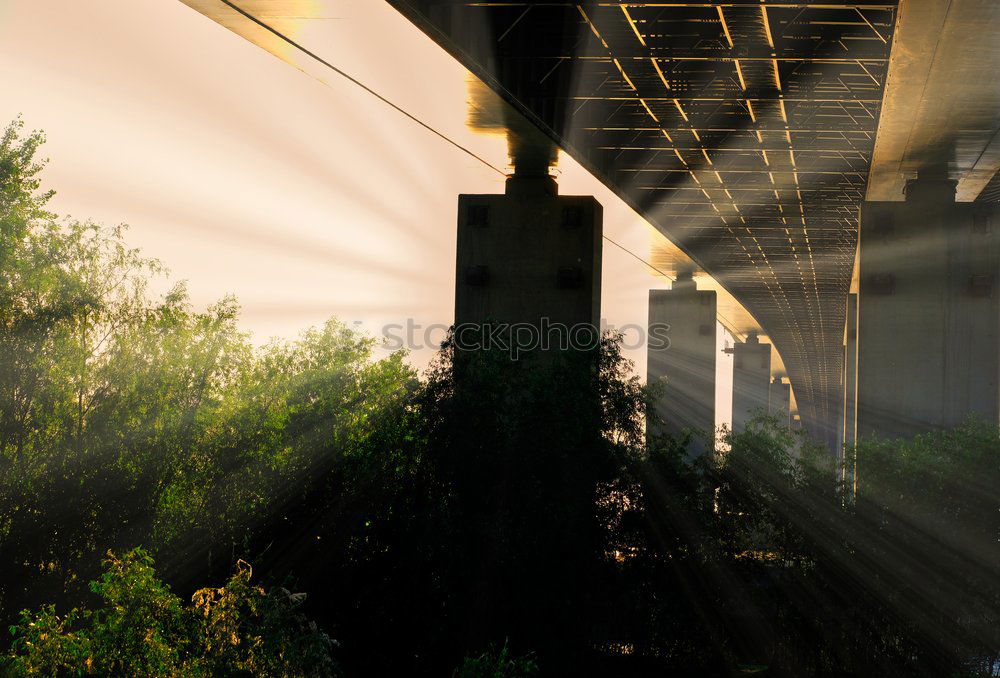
[455,174,602,339]
[857,175,1000,440]
[732,332,771,434]
[839,292,858,485]
[769,377,791,428]
[646,272,718,455]
[842,293,858,448]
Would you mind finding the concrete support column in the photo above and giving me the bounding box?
[857,176,1000,440]
[769,377,791,428]
[647,273,718,455]
[843,293,858,448]
[732,332,771,433]
[456,175,602,333]
[831,384,845,458]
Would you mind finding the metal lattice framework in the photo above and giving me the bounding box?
[393,0,898,436]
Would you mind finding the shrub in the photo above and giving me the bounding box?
[5,548,337,676]
[454,642,538,678]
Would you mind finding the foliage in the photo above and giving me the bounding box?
[412,332,651,669]
[0,118,418,674]
[850,421,1000,673]
[6,606,91,676]
[454,642,538,678]
[82,548,190,675]
[5,548,337,676]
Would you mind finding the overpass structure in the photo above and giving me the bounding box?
[391,0,896,443]
[180,0,1000,448]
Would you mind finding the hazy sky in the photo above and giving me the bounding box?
[0,0,741,423]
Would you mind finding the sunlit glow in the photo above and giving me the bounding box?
[717,6,734,48]
[734,59,747,91]
[760,5,775,49]
[651,57,671,91]
[621,5,646,47]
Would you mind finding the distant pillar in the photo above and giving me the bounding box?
[647,272,717,454]
[857,174,1000,440]
[843,293,858,448]
[831,384,845,456]
[769,377,790,428]
[732,332,771,433]
[788,412,804,457]
[455,173,602,336]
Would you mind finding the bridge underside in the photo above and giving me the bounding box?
[392,0,898,438]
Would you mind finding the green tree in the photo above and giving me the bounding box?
[849,421,1000,674]
[0,119,420,672]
